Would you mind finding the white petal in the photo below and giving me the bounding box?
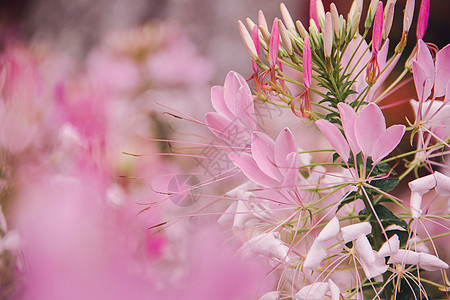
[341,222,372,243]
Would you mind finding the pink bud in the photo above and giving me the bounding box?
[303,35,312,89]
[372,1,383,56]
[403,0,415,33]
[416,0,430,40]
[309,0,319,29]
[269,18,280,68]
[251,25,260,74]
[324,12,333,58]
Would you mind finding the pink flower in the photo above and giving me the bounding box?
[316,103,405,166]
[205,71,258,145]
[229,127,298,188]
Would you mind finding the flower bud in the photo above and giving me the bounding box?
[382,0,396,40]
[258,10,269,33]
[316,0,326,31]
[278,19,293,55]
[365,0,379,29]
[347,0,362,40]
[269,18,281,68]
[309,19,321,49]
[238,20,259,60]
[403,0,415,34]
[280,3,296,31]
[324,12,333,58]
[296,20,309,39]
[330,3,340,39]
[416,0,430,40]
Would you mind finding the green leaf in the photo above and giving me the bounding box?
[358,204,407,229]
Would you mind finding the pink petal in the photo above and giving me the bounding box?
[251,132,283,182]
[282,152,299,188]
[328,279,341,300]
[223,71,251,116]
[388,249,420,265]
[412,60,434,103]
[316,119,349,162]
[371,124,405,164]
[303,239,327,270]
[435,43,450,97]
[354,103,386,158]
[372,1,383,55]
[416,0,430,40]
[269,18,280,68]
[403,0,415,33]
[211,85,234,121]
[378,234,400,257]
[434,171,450,196]
[296,282,329,300]
[205,112,240,142]
[317,217,340,242]
[303,36,312,89]
[337,103,361,155]
[235,86,258,131]
[419,252,449,271]
[309,0,319,29]
[341,222,372,243]
[409,173,436,194]
[274,127,297,174]
[229,152,279,187]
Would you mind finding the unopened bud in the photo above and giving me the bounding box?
[347,0,362,39]
[246,17,257,32]
[296,20,309,39]
[403,0,415,34]
[278,19,293,55]
[280,3,296,31]
[316,0,326,31]
[259,26,271,45]
[365,0,379,29]
[383,0,397,40]
[324,12,333,58]
[416,0,430,40]
[330,3,340,39]
[238,20,259,60]
[309,19,321,49]
[258,10,269,33]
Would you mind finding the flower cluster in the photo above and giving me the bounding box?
[193,0,449,298]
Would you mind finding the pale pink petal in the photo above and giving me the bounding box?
[371,124,405,163]
[205,112,243,142]
[323,12,333,57]
[403,0,415,33]
[303,239,327,270]
[251,132,283,181]
[296,282,329,300]
[317,217,340,242]
[328,279,341,300]
[282,152,299,188]
[434,171,450,196]
[434,43,450,97]
[269,18,280,68]
[223,71,251,115]
[211,85,234,121]
[243,232,290,262]
[419,252,449,271]
[341,222,372,243]
[416,0,430,40]
[388,249,420,265]
[315,119,350,162]
[354,103,386,158]
[359,251,389,279]
[229,152,279,187]
[410,191,423,219]
[235,86,258,131]
[409,173,436,193]
[274,127,297,174]
[337,103,360,155]
[378,234,400,257]
[412,60,434,103]
[355,235,376,264]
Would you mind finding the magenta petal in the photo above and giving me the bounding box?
[282,152,299,188]
[337,103,360,155]
[303,36,312,89]
[316,119,349,162]
[371,124,405,164]
[269,18,280,68]
[372,1,383,55]
[229,152,279,187]
[235,87,258,131]
[251,132,283,182]
[251,25,260,74]
[435,43,450,97]
[211,86,234,121]
[354,103,385,158]
[274,127,297,174]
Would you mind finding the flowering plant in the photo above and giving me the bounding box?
[177,0,450,299]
